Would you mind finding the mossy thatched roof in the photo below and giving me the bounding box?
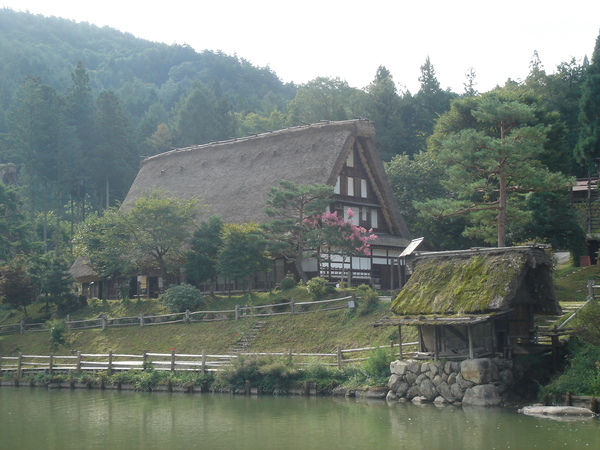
[390,246,560,316]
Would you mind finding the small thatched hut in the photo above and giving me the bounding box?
[376,246,561,360]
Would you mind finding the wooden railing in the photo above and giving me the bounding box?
[0,296,355,336]
[0,341,419,378]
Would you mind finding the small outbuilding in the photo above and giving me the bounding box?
[375,245,561,360]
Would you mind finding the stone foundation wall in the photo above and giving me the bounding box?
[386,358,515,406]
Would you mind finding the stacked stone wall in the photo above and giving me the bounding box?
[386,358,514,406]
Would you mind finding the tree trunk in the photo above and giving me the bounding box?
[498,172,507,247]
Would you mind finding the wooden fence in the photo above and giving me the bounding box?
[0,341,419,378]
[0,296,355,336]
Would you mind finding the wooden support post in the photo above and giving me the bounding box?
[0,355,3,376]
[398,325,403,360]
[17,352,22,379]
[139,313,144,327]
[185,310,190,323]
[101,315,107,331]
[76,351,82,374]
[468,325,474,359]
[170,349,176,373]
[235,305,240,321]
[591,396,597,414]
[433,327,439,361]
[107,351,113,376]
[336,345,342,370]
[49,354,54,376]
[566,391,572,406]
[288,349,293,365]
[142,351,148,369]
[20,320,24,334]
[290,298,295,314]
[201,350,206,374]
[245,380,251,396]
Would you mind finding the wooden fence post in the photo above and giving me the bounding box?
[76,351,82,374]
[336,345,342,370]
[185,310,190,323]
[139,313,145,327]
[49,354,54,376]
[291,298,295,315]
[101,315,107,331]
[17,352,23,379]
[288,349,293,365]
[398,325,403,360]
[170,349,175,373]
[107,350,113,376]
[235,305,240,321]
[20,320,24,334]
[0,355,2,376]
[201,350,206,374]
[143,351,148,369]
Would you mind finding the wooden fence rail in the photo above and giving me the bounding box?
[0,296,355,336]
[0,342,419,378]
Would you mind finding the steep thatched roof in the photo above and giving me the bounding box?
[123,119,410,239]
[390,246,560,316]
[69,256,99,283]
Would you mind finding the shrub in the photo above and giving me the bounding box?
[48,319,67,346]
[161,283,204,313]
[280,275,296,291]
[307,277,327,299]
[356,284,379,316]
[362,347,393,380]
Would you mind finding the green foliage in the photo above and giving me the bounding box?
[540,338,600,401]
[306,277,327,299]
[263,180,333,281]
[356,284,379,316]
[161,283,204,313]
[217,222,271,291]
[280,275,296,291]
[571,300,600,345]
[47,319,68,346]
[185,216,224,287]
[417,94,573,247]
[575,32,600,170]
[361,347,393,382]
[0,257,36,316]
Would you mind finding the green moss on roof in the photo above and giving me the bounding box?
[391,252,529,315]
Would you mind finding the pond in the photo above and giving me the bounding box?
[1,388,598,449]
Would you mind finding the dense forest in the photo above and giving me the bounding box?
[0,8,599,288]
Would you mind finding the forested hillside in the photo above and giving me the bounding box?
[0,8,598,309]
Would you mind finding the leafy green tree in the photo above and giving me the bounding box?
[7,76,74,250]
[161,283,203,313]
[0,181,30,259]
[73,209,132,281]
[365,66,408,161]
[417,96,572,247]
[122,191,201,282]
[575,32,600,171]
[385,152,479,250]
[36,251,78,312]
[185,216,224,292]
[290,77,365,124]
[171,83,220,147]
[92,90,137,210]
[0,257,36,316]
[263,180,333,281]
[412,57,455,151]
[217,222,270,292]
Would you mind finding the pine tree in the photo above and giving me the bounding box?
[575,32,600,171]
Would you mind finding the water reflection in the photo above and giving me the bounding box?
[1,388,599,449]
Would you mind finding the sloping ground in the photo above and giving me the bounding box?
[0,304,406,358]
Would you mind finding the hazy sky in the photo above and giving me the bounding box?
[2,0,599,93]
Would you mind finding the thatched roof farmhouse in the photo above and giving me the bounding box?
[376,246,561,359]
[73,119,412,296]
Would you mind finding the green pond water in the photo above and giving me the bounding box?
[0,387,598,449]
